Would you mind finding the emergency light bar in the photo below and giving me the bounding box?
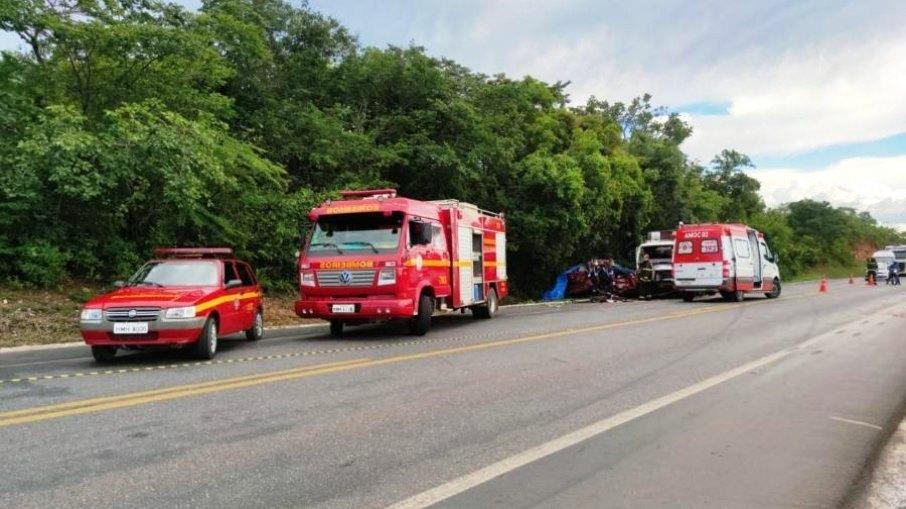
[339,189,397,200]
[154,247,234,258]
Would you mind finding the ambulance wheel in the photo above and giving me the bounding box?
[329,320,344,337]
[721,290,744,302]
[245,309,264,341]
[91,346,117,363]
[765,278,781,299]
[682,293,695,302]
[409,293,433,335]
[194,317,218,360]
[473,289,499,319]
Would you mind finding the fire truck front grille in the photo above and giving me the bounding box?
[317,270,376,287]
[106,307,161,322]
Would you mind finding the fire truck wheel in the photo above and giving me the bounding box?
[682,293,695,302]
[91,346,117,363]
[245,309,264,341]
[329,320,344,337]
[765,278,781,299]
[473,289,498,319]
[409,293,433,335]
[194,317,218,360]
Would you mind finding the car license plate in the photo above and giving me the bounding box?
[332,304,355,313]
[113,322,150,334]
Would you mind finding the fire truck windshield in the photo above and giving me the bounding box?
[308,213,402,256]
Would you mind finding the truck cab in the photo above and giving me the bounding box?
[636,230,675,293]
[866,249,895,282]
[295,190,507,336]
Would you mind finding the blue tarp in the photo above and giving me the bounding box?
[541,264,585,301]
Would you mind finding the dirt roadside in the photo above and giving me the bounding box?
[0,286,313,348]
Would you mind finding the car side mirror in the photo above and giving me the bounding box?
[226,279,243,288]
[113,280,125,288]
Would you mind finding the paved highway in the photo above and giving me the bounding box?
[1,280,905,508]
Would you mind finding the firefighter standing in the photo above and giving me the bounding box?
[889,260,901,286]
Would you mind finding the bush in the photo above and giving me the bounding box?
[16,241,69,286]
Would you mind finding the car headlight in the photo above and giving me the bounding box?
[164,306,197,319]
[377,267,396,286]
[80,308,103,322]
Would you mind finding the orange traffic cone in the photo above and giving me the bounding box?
[819,276,828,293]
[868,273,876,286]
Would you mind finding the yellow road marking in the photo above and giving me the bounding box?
[0,294,809,428]
[0,359,370,427]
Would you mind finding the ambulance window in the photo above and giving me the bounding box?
[734,239,751,258]
[701,239,718,253]
[678,241,693,254]
[223,262,240,284]
[760,242,773,260]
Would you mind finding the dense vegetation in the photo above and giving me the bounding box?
[1,0,902,295]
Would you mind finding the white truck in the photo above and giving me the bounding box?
[636,230,675,294]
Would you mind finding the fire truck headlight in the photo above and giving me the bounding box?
[164,306,196,320]
[301,270,316,287]
[377,267,396,286]
[80,308,102,322]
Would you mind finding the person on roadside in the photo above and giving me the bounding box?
[889,260,901,286]
[599,259,615,302]
[638,253,655,300]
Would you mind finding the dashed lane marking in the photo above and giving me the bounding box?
[0,293,812,386]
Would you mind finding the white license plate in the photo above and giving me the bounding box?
[331,304,356,313]
[113,322,150,334]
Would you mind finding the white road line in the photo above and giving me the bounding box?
[829,416,883,430]
[387,304,902,509]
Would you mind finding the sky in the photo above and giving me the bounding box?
[2,0,905,228]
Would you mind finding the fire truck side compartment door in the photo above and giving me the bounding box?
[496,232,506,280]
[458,226,474,305]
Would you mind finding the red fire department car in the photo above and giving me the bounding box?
[673,223,782,302]
[295,189,507,335]
[79,248,264,362]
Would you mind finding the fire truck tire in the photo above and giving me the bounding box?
[473,289,498,319]
[721,290,744,302]
[765,278,781,299]
[329,320,344,337]
[682,293,695,302]
[91,346,117,363]
[194,317,218,360]
[409,293,433,335]
[245,309,264,341]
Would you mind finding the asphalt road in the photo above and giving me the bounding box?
[1,280,905,508]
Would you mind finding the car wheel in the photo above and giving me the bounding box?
[682,293,695,302]
[472,289,498,319]
[329,320,344,337]
[765,278,781,299]
[408,293,434,335]
[245,309,264,341]
[194,317,218,360]
[91,346,117,363]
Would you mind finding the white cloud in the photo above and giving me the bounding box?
[753,155,906,227]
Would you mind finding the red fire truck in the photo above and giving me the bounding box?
[294,189,507,335]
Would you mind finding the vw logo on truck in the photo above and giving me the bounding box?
[339,270,353,285]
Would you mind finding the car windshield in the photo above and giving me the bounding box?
[307,212,402,256]
[127,261,219,287]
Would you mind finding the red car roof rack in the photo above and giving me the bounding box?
[154,247,234,258]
